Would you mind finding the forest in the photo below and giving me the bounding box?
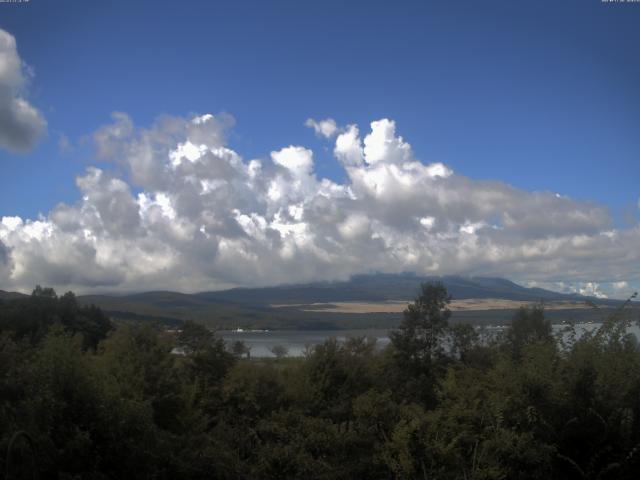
[1,283,640,479]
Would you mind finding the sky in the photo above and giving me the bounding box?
[0,0,639,297]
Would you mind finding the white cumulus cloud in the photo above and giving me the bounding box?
[0,29,46,153]
[0,113,638,294]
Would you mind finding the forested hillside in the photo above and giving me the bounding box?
[73,274,626,330]
[1,285,639,479]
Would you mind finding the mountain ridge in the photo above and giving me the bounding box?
[4,275,630,330]
[72,274,627,329]
[0,290,28,301]
[192,274,605,305]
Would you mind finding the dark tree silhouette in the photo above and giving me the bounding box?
[390,281,451,405]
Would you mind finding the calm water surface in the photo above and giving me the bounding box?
[220,329,391,358]
[220,323,640,358]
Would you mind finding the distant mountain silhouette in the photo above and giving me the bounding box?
[68,273,626,329]
[0,290,28,301]
[3,276,627,330]
[192,273,602,304]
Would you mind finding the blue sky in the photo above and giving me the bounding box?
[2,0,639,219]
[0,0,639,295]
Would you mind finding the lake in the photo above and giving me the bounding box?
[220,322,640,358]
[220,329,391,358]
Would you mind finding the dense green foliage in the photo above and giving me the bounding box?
[1,284,640,479]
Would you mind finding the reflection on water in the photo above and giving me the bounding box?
[220,329,391,358]
[219,322,640,358]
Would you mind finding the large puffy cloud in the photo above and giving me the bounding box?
[0,29,46,153]
[0,113,638,294]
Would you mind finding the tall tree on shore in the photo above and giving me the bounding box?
[390,281,451,406]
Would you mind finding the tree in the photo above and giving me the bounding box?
[270,344,289,360]
[0,287,112,348]
[32,285,57,298]
[389,281,451,405]
[391,282,451,362]
[232,340,251,358]
[449,322,479,363]
[507,305,552,358]
[177,320,215,354]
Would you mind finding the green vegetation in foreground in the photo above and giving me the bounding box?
[1,284,640,479]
